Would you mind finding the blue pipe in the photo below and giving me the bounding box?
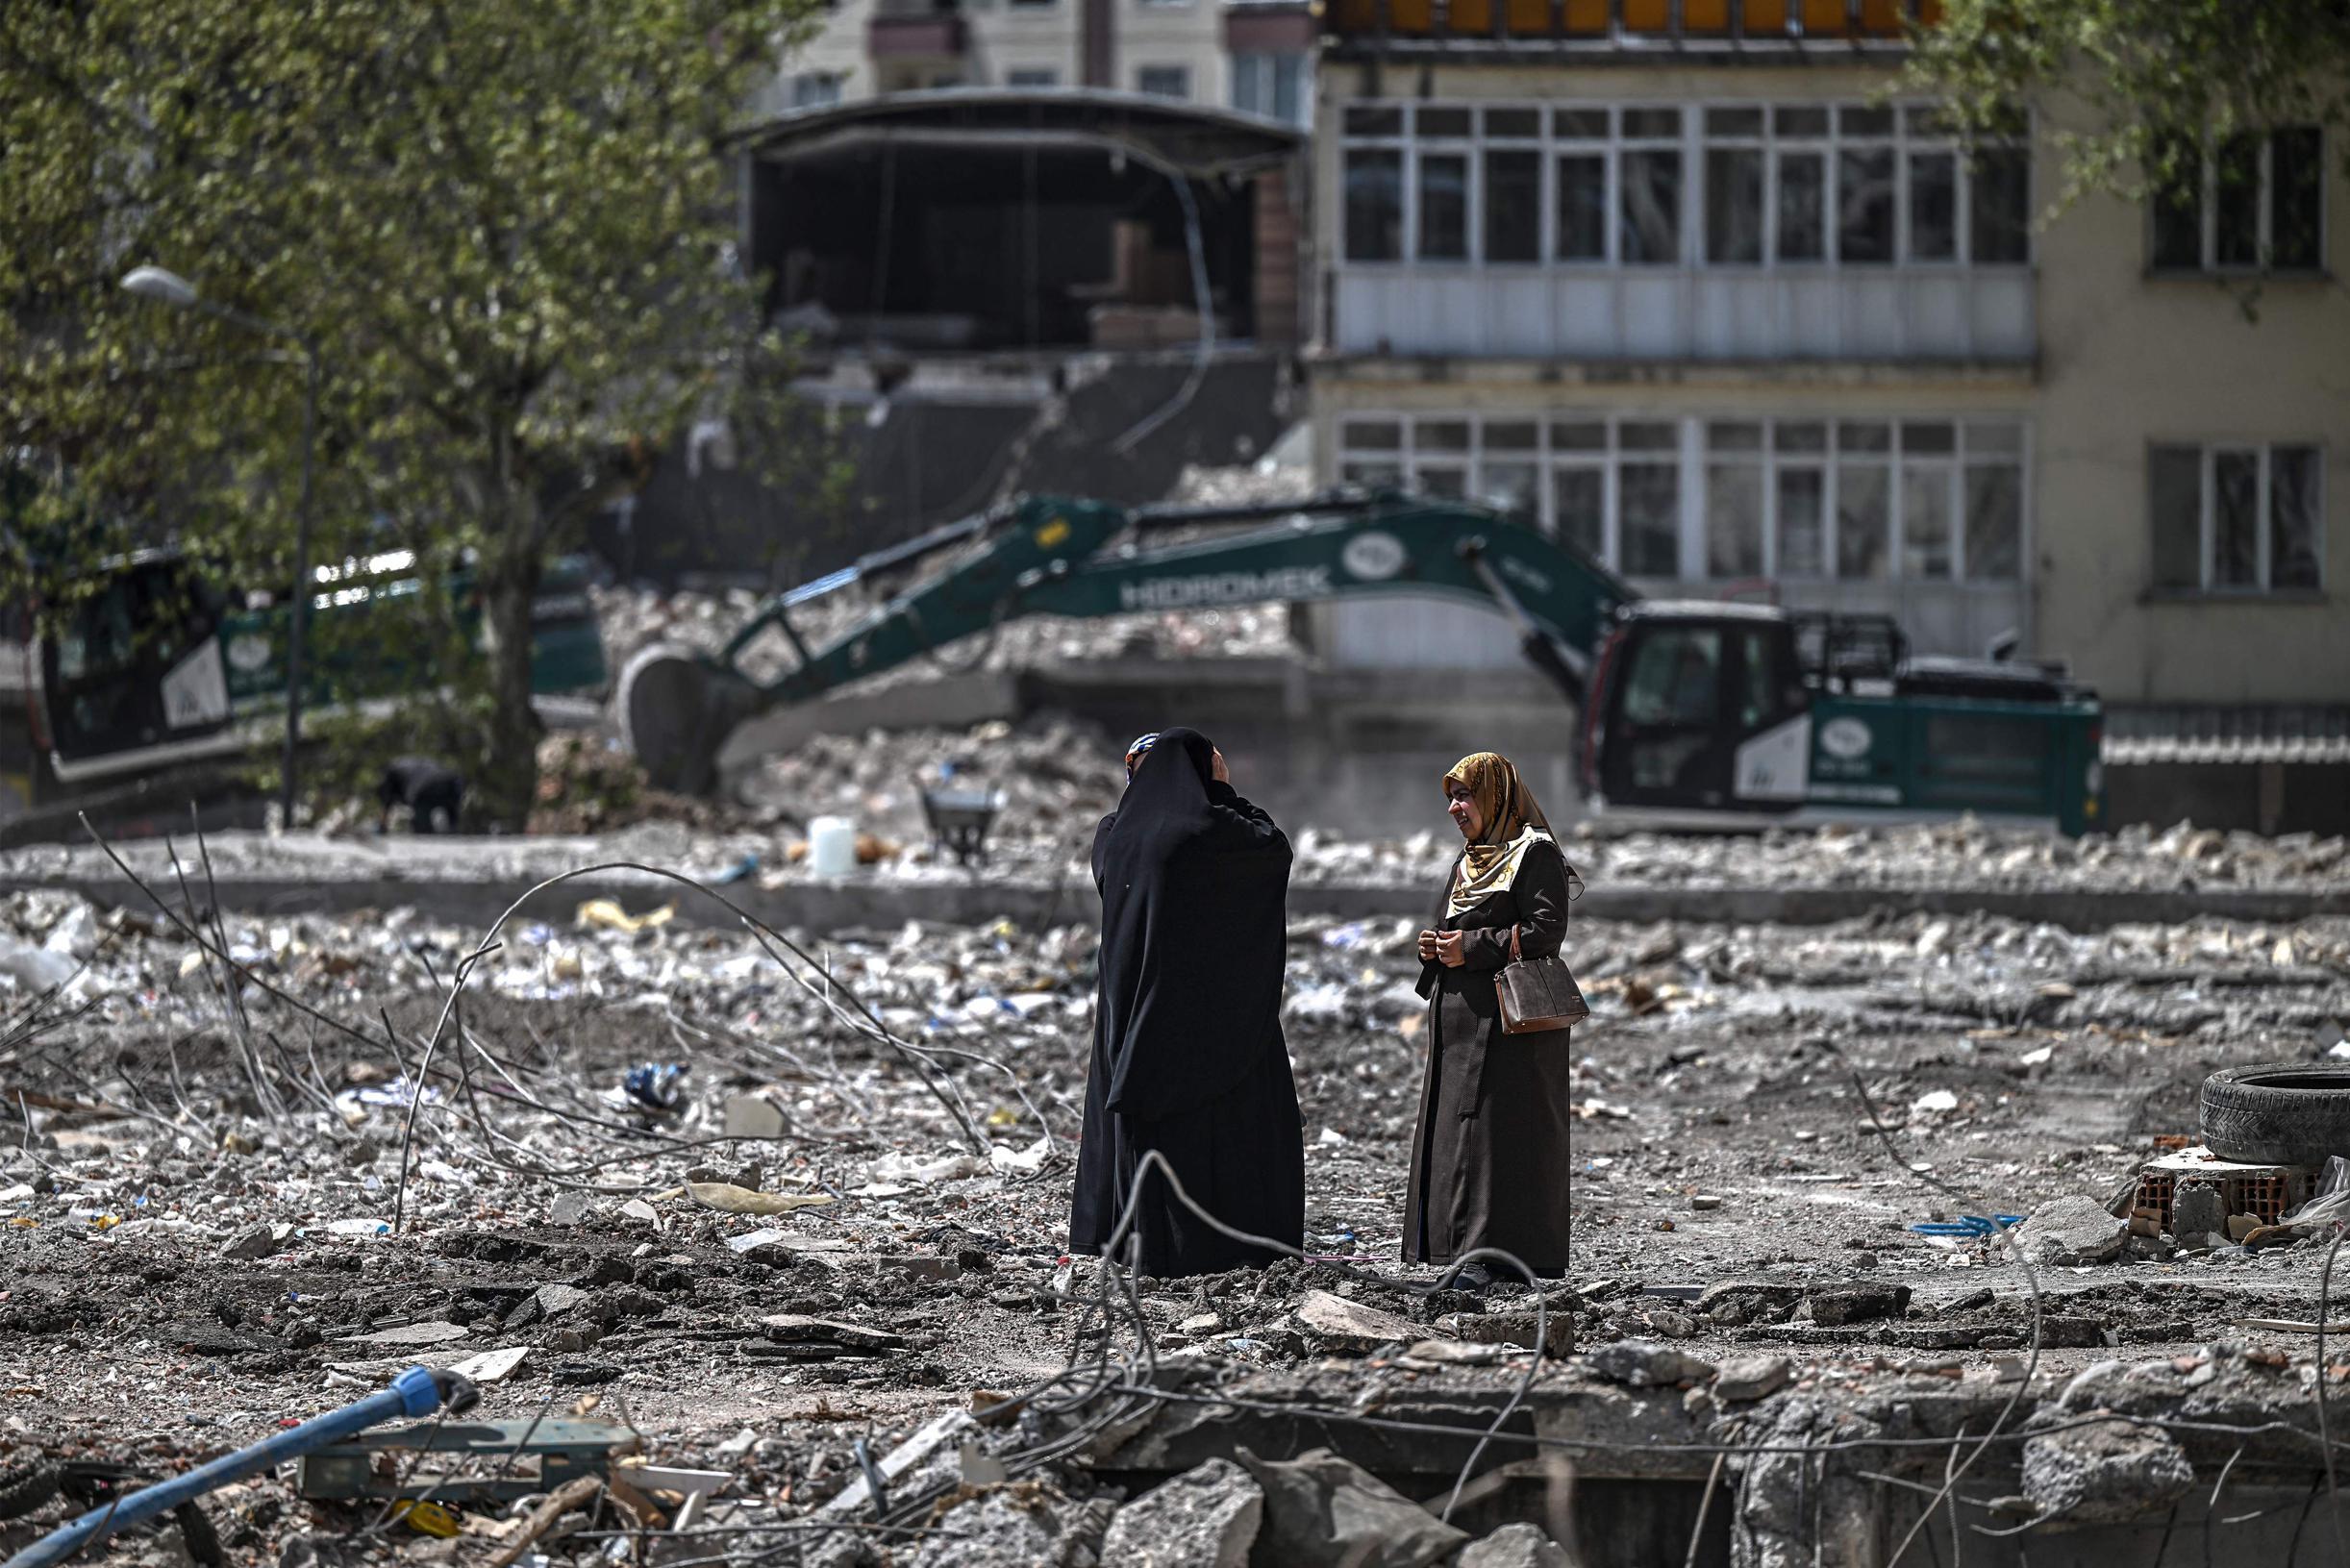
[4,1366,448,1568]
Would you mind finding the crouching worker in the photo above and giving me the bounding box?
[377,757,466,834]
[1067,729,1304,1276]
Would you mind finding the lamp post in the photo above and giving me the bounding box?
[122,266,319,830]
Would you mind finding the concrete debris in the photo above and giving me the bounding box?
[1446,1311,1574,1356]
[535,1283,591,1318]
[1586,1339,1713,1388]
[2010,1195,2130,1266]
[1712,1354,1793,1403]
[1099,1457,1262,1568]
[445,1345,531,1385]
[2171,1181,2226,1245]
[1292,1289,1419,1352]
[2021,1415,2195,1524]
[1456,1524,1574,1568]
[722,1093,789,1139]
[1804,1283,1911,1327]
[221,1221,286,1260]
[1236,1448,1468,1568]
[333,1319,468,1348]
[2,813,2347,1568]
[911,1484,1112,1568]
[761,1315,907,1353]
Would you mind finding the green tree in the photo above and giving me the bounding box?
[0,0,839,825]
[1910,0,2350,226]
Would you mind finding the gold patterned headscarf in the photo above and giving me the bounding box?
[1443,751,1553,918]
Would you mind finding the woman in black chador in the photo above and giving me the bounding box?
[1067,728,1304,1277]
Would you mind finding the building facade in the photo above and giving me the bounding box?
[764,0,1314,125]
[1307,1,2350,752]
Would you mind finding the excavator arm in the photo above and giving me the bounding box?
[621,492,1637,792]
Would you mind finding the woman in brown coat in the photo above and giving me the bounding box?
[1405,751,1578,1290]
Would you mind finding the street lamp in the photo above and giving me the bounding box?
[121,265,320,831]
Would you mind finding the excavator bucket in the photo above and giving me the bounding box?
[617,643,764,796]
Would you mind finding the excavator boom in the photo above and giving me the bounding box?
[621,490,2104,835]
[620,492,1633,792]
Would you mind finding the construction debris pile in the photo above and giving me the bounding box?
[592,585,1293,694]
[2,837,2348,1562]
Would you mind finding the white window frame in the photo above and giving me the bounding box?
[1412,105,1477,265]
[1336,412,2033,587]
[2154,441,2328,594]
[1134,63,1190,99]
[2151,128,2328,275]
[1335,97,2032,271]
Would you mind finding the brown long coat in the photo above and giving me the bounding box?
[1402,836,1577,1274]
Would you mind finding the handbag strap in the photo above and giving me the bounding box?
[1508,924,1523,963]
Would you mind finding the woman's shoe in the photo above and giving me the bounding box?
[1440,1261,1494,1292]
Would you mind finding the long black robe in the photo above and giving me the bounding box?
[1067,728,1304,1277]
[1402,835,1577,1273]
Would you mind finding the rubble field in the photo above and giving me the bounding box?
[1,852,2348,1565]
[13,720,2349,900]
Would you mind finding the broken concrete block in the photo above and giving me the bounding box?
[1100,1457,1261,1568]
[876,1254,962,1283]
[911,1484,1103,1568]
[722,1094,788,1140]
[1457,1523,1573,1568]
[761,1314,906,1352]
[1585,1339,1712,1389]
[221,1222,282,1261]
[2227,1213,2262,1242]
[2022,1416,2193,1524]
[445,1345,530,1386]
[335,1320,468,1349]
[2170,1182,2225,1242]
[1237,1448,1466,1568]
[535,1282,590,1318]
[1292,1290,1418,1352]
[1695,1281,1805,1327]
[1805,1283,1911,1327]
[1712,1354,1792,1404]
[1445,1310,1572,1356]
[2011,1195,2128,1266]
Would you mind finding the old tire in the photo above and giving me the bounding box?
[2199,1064,2350,1166]
[0,1461,60,1521]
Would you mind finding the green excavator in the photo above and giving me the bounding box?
[620,491,2108,834]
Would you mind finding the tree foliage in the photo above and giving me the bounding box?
[1910,0,2350,215]
[0,0,845,824]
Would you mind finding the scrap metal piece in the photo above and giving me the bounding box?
[295,1419,638,1506]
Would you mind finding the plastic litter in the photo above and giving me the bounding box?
[622,1063,687,1113]
[1908,1215,2026,1237]
[684,1182,836,1216]
[0,937,79,994]
[577,899,676,934]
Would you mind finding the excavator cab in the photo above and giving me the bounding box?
[1581,605,1811,821]
[1582,602,2105,833]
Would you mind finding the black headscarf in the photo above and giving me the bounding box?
[1089,727,1291,1118]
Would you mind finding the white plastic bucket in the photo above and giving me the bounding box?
[808,816,859,878]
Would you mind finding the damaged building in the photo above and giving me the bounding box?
[1307,0,2350,834]
[599,91,1306,586]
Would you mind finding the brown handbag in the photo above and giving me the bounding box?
[1495,923,1589,1035]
